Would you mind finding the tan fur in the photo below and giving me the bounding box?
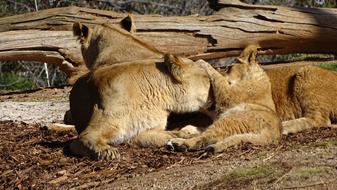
[73,15,162,70]
[167,46,281,153]
[265,65,337,135]
[70,19,212,160]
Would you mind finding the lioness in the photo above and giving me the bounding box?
[167,46,281,152]
[69,17,213,160]
[265,64,337,135]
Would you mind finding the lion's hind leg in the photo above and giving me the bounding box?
[166,113,250,152]
[167,106,281,152]
[281,114,330,135]
[206,128,279,153]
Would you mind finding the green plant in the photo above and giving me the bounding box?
[319,62,337,71]
[0,72,38,91]
[313,139,337,147]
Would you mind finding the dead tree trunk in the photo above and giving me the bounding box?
[1,0,337,83]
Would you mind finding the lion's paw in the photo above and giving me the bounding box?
[281,123,295,136]
[166,138,188,152]
[95,145,120,160]
[281,129,290,135]
[70,138,120,160]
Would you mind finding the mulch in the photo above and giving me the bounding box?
[1,121,337,190]
[0,87,71,102]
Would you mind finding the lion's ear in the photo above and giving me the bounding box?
[120,15,136,33]
[164,54,187,83]
[238,44,260,65]
[73,22,89,39]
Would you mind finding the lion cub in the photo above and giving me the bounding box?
[70,18,213,160]
[167,46,281,152]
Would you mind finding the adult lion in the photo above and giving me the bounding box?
[69,17,213,160]
[265,64,337,135]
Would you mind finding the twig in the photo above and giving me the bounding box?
[283,178,337,189]
[262,152,275,162]
[273,168,293,185]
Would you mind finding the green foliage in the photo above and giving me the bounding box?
[294,53,333,60]
[313,139,337,147]
[243,0,336,8]
[0,0,36,17]
[0,72,38,91]
[228,164,275,179]
[291,167,327,179]
[258,53,334,63]
[319,62,337,71]
[196,163,291,189]
[0,1,10,17]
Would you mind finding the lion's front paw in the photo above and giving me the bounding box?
[95,145,120,160]
[166,138,188,152]
[71,137,120,160]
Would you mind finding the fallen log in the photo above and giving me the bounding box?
[1,0,337,83]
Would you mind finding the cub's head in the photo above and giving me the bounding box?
[165,54,213,108]
[165,54,210,85]
[73,15,162,69]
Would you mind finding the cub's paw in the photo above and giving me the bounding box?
[171,125,201,139]
[281,125,295,136]
[205,145,216,153]
[204,143,226,153]
[281,120,301,135]
[281,129,290,136]
[166,138,188,152]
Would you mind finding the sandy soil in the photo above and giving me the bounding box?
[0,88,70,125]
[1,88,337,190]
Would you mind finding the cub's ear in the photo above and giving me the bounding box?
[120,15,136,33]
[238,44,260,65]
[164,54,187,83]
[73,22,89,39]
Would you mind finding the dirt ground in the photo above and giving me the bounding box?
[1,88,337,190]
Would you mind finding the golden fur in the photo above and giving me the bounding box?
[70,18,213,160]
[69,16,337,159]
[167,46,281,152]
[265,65,337,135]
[73,15,162,70]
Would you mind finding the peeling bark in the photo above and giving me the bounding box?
[1,1,337,83]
